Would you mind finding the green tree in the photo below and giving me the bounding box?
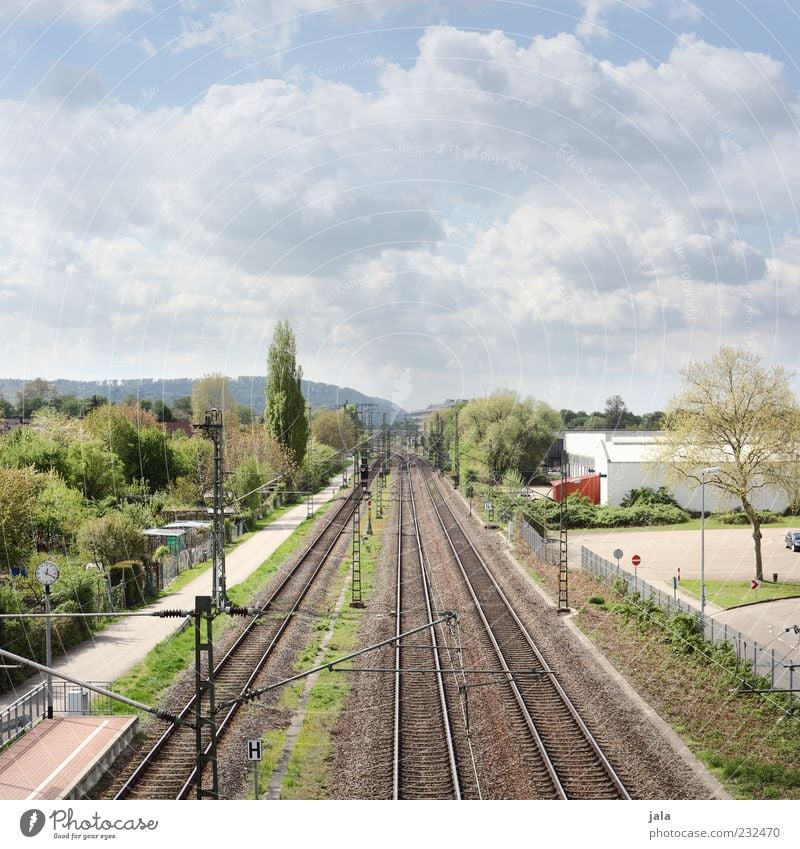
[0,467,40,569]
[77,512,145,567]
[460,392,560,482]
[83,404,138,483]
[15,378,58,418]
[656,347,800,582]
[312,408,359,453]
[33,474,88,549]
[66,438,122,500]
[191,374,238,427]
[264,320,308,465]
[151,400,174,422]
[130,427,177,491]
[0,426,69,477]
[172,396,193,419]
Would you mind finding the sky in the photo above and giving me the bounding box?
[1,1,800,414]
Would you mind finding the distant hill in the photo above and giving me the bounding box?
[0,376,404,419]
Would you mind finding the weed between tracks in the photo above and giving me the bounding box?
[511,534,800,799]
[254,493,387,799]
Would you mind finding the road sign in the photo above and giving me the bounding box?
[613,548,623,561]
[246,739,263,761]
[631,554,641,567]
[751,579,759,590]
[484,502,493,511]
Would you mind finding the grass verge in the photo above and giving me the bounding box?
[680,579,800,608]
[511,533,800,799]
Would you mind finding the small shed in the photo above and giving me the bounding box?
[142,528,187,556]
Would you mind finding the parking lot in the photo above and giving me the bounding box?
[571,525,800,691]
[571,526,800,586]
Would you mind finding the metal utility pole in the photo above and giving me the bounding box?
[453,407,460,488]
[306,404,313,519]
[44,585,53,718]
[351,450,365,608]
[558,450,569,613]
[195,409,226,608]
[194,596,219,799]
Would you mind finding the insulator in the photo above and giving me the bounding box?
[226,606,252,617]
[156,609,189,618]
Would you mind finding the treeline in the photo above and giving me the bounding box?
[560,395,664,431]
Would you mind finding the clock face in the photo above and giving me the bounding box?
[35,561,60,586]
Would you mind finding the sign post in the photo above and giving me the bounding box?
[247,739,263,799]
[631,554,641,579]
[613,548,623,575]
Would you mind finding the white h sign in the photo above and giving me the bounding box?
[246,739,263,761]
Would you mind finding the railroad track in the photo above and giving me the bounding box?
[416,461,631,800]
[392,469,462,799]
[114,476,375,799]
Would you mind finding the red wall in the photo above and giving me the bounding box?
[551,473,601,504]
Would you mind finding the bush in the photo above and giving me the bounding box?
[108,560,146,608]
[621,486,681,508]
[715,510,783,525]
[587,595,605,605]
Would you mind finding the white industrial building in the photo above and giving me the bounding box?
[563,431,791,512]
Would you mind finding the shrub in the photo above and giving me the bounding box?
[588,595,605,605]
[715,510,783,525]
[108,560,146,608]
[621,486,681,508]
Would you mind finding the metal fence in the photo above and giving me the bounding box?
[580,546,797,697]
[0,680,112,749]
[159,537,213,587]
[521,519,558,565]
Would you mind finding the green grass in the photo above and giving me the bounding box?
[698,753,800,799]
[277,498,385,799]
[680,579,800,609]
[579,515,800,533]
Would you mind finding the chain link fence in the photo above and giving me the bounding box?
[580,545,798,696]
[521,519,559,565]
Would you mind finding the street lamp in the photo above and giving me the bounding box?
[700,466,720,622]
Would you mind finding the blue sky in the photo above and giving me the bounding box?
[2,1,800,413]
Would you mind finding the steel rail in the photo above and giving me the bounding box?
[115,480,369,799]
[392,471,462,799]
[420,463,630,800]
[407,467,461,798]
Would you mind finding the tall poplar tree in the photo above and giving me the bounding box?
[265,320,307,465]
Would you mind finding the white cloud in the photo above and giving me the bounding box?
[0,0,150,26]
[2,24,799,407]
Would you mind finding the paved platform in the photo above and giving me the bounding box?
[0,715,138,800]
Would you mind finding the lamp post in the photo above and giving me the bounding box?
[700,466,720,622]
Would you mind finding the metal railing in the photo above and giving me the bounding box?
[0,680,112,749]
[580,546,797,697]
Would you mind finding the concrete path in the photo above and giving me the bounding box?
[0,483,341,711]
